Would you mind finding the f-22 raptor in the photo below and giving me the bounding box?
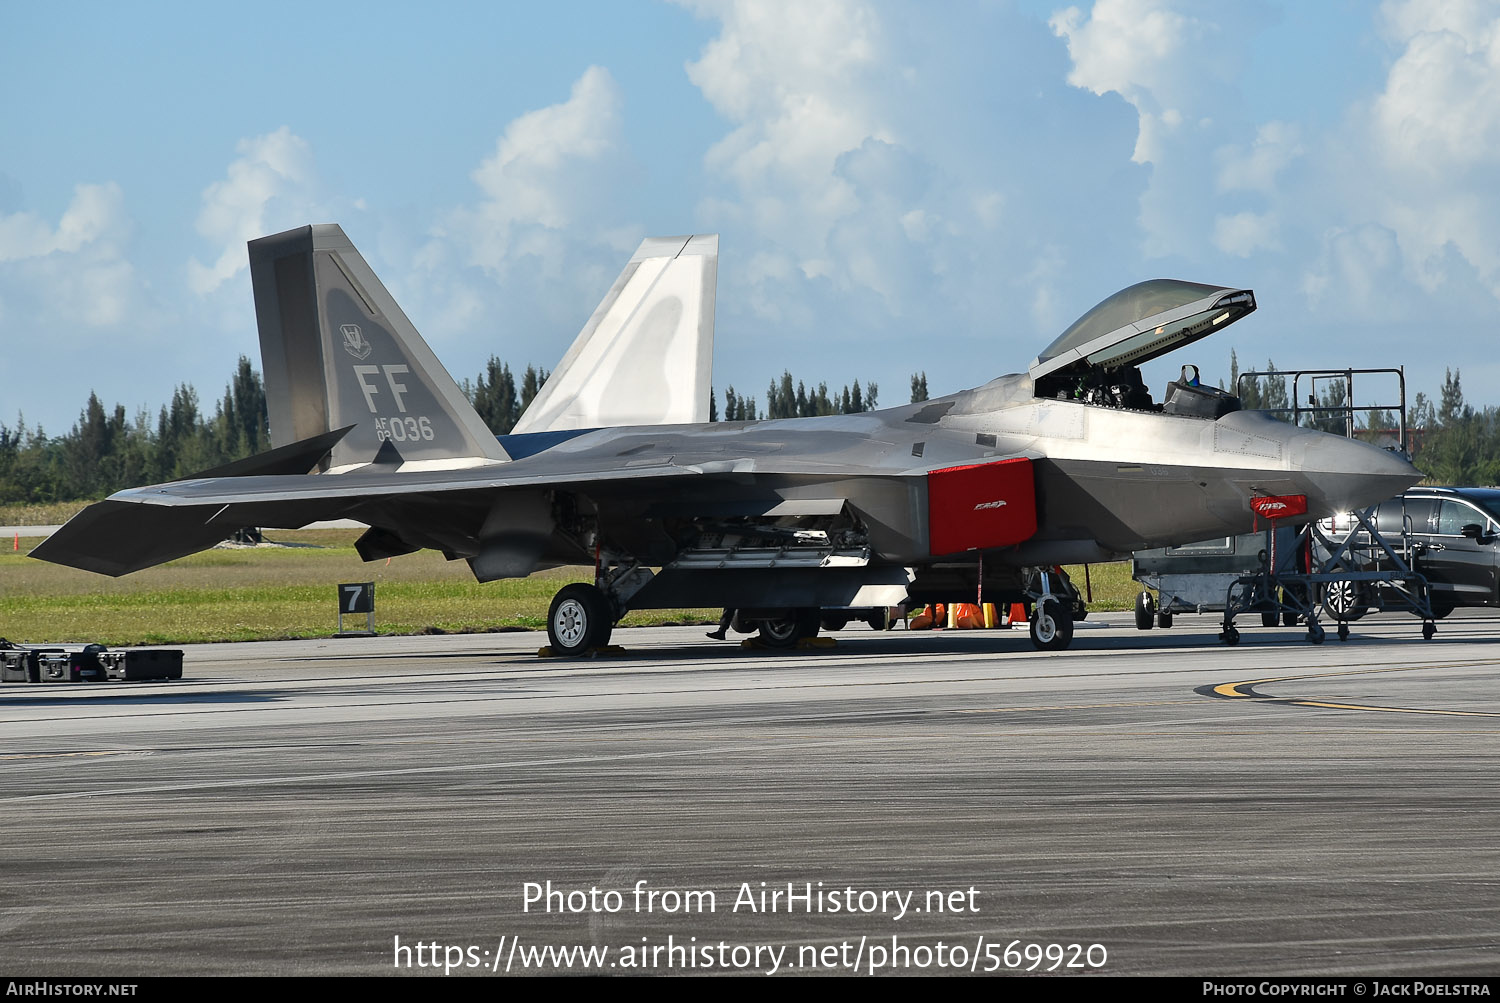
[34,224,1420,654]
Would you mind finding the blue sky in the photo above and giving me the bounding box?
[4,0,1499,436]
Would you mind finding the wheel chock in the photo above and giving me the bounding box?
[536,645,627,658]
[738,636,838,651]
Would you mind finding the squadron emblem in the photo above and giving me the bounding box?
[341,324,372,360]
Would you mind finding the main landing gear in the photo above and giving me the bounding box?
[546,583,614,657]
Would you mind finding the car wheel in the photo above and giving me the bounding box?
[1321,580,1368,621]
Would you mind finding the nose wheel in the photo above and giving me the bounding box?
[1030,596,1074,651]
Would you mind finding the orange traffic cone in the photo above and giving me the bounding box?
[12,531,17,552]
[1007,603,1026,629]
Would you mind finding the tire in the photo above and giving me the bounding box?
[864,609,889,631]
[1282,610,1298,627]
[1321,580,1368,622]
[1220,626,1240,645]
[1307,623,1325,645]
[820,613,849,632]
[1260,610,1279,628]
[1030,596,1075,651]
[1428,600,1454,620]
[758,607,820,648]
[1134,591,1155,631]
[547,583,612,656]
[1156,611,1173,629]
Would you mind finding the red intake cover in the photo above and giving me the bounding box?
[1250,494,1308,520]
[927,458,1037,556]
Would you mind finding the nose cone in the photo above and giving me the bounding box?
[1294,433,1422,515]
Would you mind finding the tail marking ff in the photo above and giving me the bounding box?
[249,224,509,470]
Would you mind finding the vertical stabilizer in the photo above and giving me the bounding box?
[512,234,717,433]
[249,224,508,468]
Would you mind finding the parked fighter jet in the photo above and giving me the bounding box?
[33,224,1421,653]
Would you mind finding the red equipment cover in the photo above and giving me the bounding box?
[927,458,1037,556]
[1250,494,1308,520]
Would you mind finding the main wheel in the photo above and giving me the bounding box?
[1030,596,1075,651]
[547,583,613,656]
[1156,611,1173,629]
[1321,580,1368,622]
[1134,591,1155,631]
[758,607,821,648]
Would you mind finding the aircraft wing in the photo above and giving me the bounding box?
[32,436,1039,577]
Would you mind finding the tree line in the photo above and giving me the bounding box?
[11,347,1487,508]
[0,358,932,505]
[1226,351,1499,486]
[0,357,270,505]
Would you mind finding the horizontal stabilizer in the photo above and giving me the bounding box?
[513,234,717,433]
[29,496,336,577]
[180,425,355,480]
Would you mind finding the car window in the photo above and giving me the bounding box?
[1436,499,1496,536]
[1381,498,1434,535]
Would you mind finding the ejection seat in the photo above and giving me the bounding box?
[1160,381,1240,419]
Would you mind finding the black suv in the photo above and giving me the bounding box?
[1325,486,1500,618]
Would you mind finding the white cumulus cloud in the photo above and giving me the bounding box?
[1049,0,1214,164]
[1341,0,1500,298]
[454,65,623,278]
[683,0,890,261]
[1216,122,1303,194]
[0,182,139,327]
[1213,211,1280,258]
[187,127,320,295]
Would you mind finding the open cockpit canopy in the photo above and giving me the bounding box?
[1029,280,1256,383]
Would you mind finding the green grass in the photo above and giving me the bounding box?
[0,530,717,645]
[0,501,88,526]
[1065,561,1136,611]
[0,527,1139,645]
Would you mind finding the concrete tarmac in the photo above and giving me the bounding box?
[2,611,1498,977]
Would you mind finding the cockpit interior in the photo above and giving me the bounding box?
[1028,279,1257,419]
